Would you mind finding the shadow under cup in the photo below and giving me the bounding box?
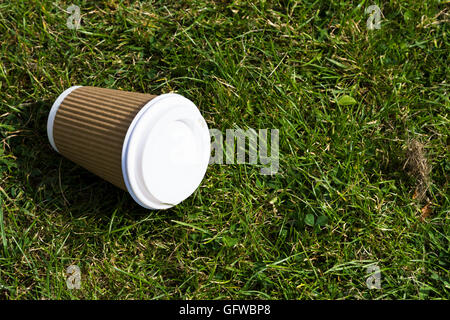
[47,86,211,210]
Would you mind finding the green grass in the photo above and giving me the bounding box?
[0,0,448,299]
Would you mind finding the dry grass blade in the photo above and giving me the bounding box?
[404,139,432,202]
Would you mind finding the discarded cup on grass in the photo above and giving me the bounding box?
[47,86,210,209]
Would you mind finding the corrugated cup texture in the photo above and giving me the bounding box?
[52,86,156,189]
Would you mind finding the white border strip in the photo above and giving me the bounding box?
[47,86,82,153]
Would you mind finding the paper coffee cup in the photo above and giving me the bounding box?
[47,86,210,209]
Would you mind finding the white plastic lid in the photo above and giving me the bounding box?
[122,93,211,210]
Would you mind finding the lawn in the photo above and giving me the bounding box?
[0,0,448,299]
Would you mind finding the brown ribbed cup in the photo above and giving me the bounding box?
[52,86,156,189]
